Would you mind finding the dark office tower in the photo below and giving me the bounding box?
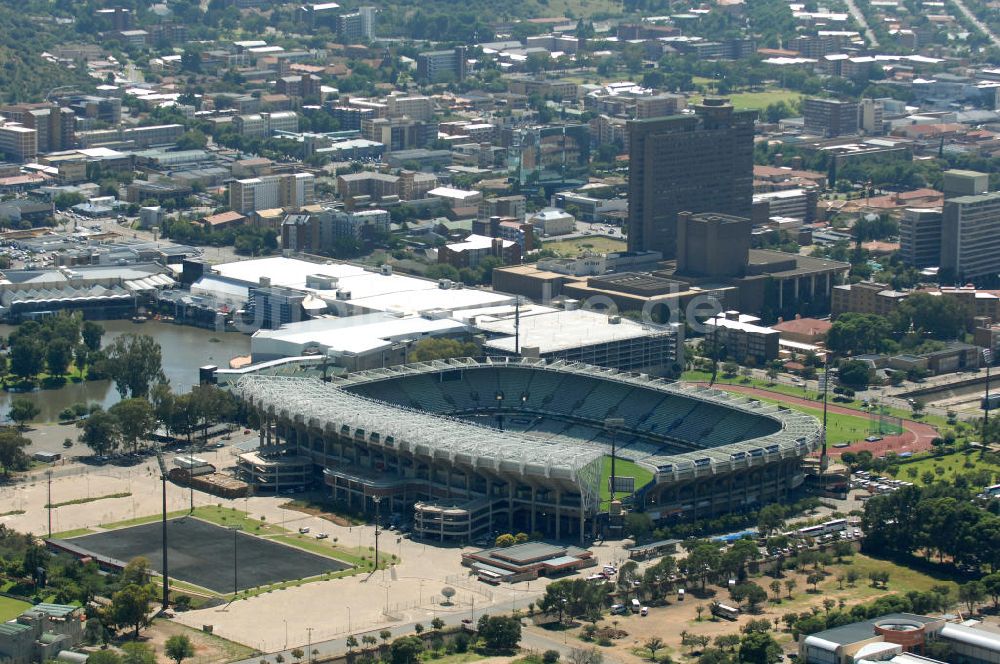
[627,98,755,258]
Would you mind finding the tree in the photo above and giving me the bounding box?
[644,637,664,662]
[389,636,424,664]
[9,338,44,382]
[178,632,214,663]
[784,579,796,598]
[345,635,358,652]
[738,631,781,664]
[100,334,166,399]
[82,321,105,352]
[959,581,985,614]
[839,360,872,390]
[88,652,123,664]
[77,408,119,456]
[0,429,28,475]
[431,617,444,630]
[806,572,824,592]
[123,642,157,664]
[46,339,73,376]
[494,533,516,547]
[290,649,304,663]
[409,338,479,362]
[769,580,781,601]
[379,629,392,644]
[756,504,786,537]
[8,398,39,431]
[109,398,156,453]
[109,583,153,639]
[478,615,521,652]
[685,543,721,591]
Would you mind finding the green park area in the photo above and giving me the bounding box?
[689,88,802,111]
[600,455,655,505]
[0,596,31,622]
[544,236,627,257]
[892,452,1000,487]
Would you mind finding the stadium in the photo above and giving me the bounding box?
[236,357,823,544]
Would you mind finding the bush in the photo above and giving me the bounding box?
[453,633,470,653]
[58,408,75,421]
[543,650,560,664]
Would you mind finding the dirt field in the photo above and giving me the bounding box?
[143,619,256,664]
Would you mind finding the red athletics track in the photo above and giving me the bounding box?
[687,382,939,458]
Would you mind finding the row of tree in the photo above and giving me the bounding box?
[861,482,1000,571]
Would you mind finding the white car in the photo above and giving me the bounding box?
[315,533,328,539]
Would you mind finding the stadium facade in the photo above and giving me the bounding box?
[236,358,822,543]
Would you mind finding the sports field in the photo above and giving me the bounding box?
[0,596,30,622]
[543,236,627,256]
[63,517,350,593]
[600,455,655,504]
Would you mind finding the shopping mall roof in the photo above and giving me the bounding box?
[211,256,512,315]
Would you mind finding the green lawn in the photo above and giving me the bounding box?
[600,455,655,505]
[893,452,1000,487]
[269,533,392,568]
[689,89,803,111]
[543,236,627,257]
[0,596,31,622]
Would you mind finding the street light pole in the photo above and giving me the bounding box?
[46,471,52,538]
[161,473,169,609]
[373,496,381,575]
[306,627,313,664]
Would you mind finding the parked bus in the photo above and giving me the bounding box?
[711,602,740,621]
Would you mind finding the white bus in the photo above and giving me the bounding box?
[711,602,740,621]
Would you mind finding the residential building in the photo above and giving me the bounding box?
[0,104,76,153]
[229,173,315,214]
[859,98,885,134]
[361,116,436,152]
[0,124,37,163]
[899,208,942,268]
[831,281,908,318]
[529,208,575,236]
[704,311,780,364]
[438,234,521,269]
[803,98,860,137]
[942,190,1000,282]
[329,208,390,242]
[337,6,375,41]
[416,47,467,83]
[386,95,434,121]
[627,98,755,258]
[508,124,590,190]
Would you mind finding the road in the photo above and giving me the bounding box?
[948,0,1000,47]
[843,0,880,47]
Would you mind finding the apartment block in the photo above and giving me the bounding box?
[416,47,467,83]
[899,208,942,268]
[942,190,1000,282]
[802,98,859,137]
[627,98,755,258]
[229,173,315,214]
[0,125,37,163]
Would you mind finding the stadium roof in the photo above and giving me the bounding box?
[237,357,823,487]
[236,368,605,509]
